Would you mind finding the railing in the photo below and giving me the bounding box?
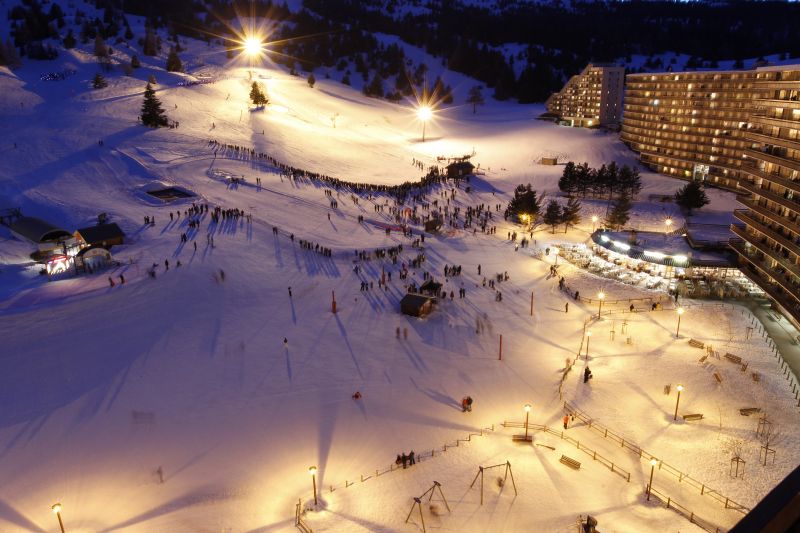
[564,402,750,514]
[503,421,631,483]
[295,499,313,532]
[647,486,724,533]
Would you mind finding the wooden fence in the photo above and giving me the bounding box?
[647,486,724,533]
[564,401,750,514]
[502,421,631,483]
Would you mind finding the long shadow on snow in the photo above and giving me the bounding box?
[0,499,45,532]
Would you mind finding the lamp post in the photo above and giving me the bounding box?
[51,503,66,533]
[647,458,658,501]
[585,331,592,359]
[597,291,605,318]
[309,466,318,505]
[523,404,531,440]
[418,105,432,142]
[665,217,673,236]
[676,307,684,337]
[673,385,683,421]
[591,215,598,233]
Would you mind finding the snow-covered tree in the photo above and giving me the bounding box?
[249,82,268,106]
[141,82,168,128]
[92,73,108,89]
[561,196,582,233]
[505,184,542,224]
[467,85,485,114]
[166,47,182,72]
[94,35,109,58]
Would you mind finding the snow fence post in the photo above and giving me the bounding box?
[499,334,502,360]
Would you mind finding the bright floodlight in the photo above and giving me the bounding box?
[244,37,262,56]
[418,105,433,121]
[586,331,592,337]
[677,307,685,315]
[650,458,658,466]
[524,404,531,413]
[598,291,605,300]
[52,503,62,513]
[308,466,317,475]
[591,215,598,222]
[676,384,684,392]
[665,218,673,227]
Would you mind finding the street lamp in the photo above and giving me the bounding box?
[243,37,263,57]
[523,404,531,440]
[585,331,592,359]
[673,385,683,421]
[647,458,658,501]
[52,503,66,533]
[665,217,673,236]
[418,105,432,142]
[597,291,605,318]
[676,307,685,337]
[309,466,318,505]
[591,215,598,232]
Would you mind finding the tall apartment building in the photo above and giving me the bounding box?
[621,69,773,190]
[620,66,800,324]
[732,67,800,323]
[546,63,625,128]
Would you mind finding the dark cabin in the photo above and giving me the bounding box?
[400,293,434,318]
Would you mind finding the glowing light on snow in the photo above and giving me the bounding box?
[643,250,665,259]
[243,37,263,57]
[600,234,610,242]
[418,105,433,122]
[673,255,688,263]
[612,240,630,251]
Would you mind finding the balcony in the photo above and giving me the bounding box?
[744,130,800,152]
[738,196,800,236]
[741,167,800,196]
[732,210,800,258]
[738,180,800,213]
[730,241,800,322]
[731,221,800,281]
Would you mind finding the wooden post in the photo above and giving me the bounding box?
[332,290,337,313]
[530,291,534,316]
[499,334,503,360]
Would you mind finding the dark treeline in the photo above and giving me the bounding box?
[558,161,642,200]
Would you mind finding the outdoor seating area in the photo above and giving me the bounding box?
[557,243,765,301]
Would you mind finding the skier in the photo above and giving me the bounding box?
[108,277,115,287]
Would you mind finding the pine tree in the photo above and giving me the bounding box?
[92,73,108,89]
[249,82,268,106]
[364,73,384,98]
[131,54,141,68]
[467,85,485,114]
[4,40,21,69]
[143,27,157,56]
[63,29,76,49]
[166,47,182,72]
[505,184,543,223]
[558,161,578,196]
[307,73,316,88]
[543,200,562,233]
[605,194,632,230]
[561,196,582,233]
[342,73,351,86]
[674,181,709,215]
[147,74,157,85]
[94,34,108,58]
[141,82,168,128]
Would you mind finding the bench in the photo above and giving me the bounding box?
[752,372,761,383]
[560,455,581,470]
[698,355,708,364]
[714,372,723,383]
[683,413,704,421]
[512,434,533,443]
[740,407,761,416]
[724,353,743,365]
[740,362,749,372]
[688,339,705,349]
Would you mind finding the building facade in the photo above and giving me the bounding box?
[732,67,800,324]
[620,65,800,324]
[621,69,775,190]
[546,63,625,128]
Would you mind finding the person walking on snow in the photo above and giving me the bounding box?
[563,414,570,429]
[288,287,292,298]
[409,451,415,465]
[565,302,569,313]
[466,396,473,412]
[461,397,469,412]
[401,453,408,469]
[584,367,593,383]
